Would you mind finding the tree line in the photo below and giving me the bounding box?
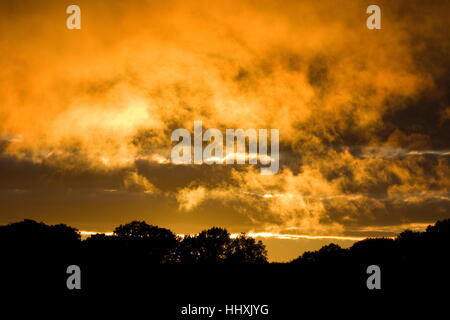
[1,218,449,266]
[0,219,268,264]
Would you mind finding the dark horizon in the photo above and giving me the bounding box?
[1,217,449,263]
[2,216,450,310]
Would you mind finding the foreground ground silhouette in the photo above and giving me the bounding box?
[1,218,449,314]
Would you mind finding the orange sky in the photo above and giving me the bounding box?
[1,0,449,261]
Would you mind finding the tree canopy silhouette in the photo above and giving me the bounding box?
[85,221,178,263]
[1,218,450,268]
[0,219,80,260]
[1,218,449,297]
[290,218,450,285]
[177,227,268,263]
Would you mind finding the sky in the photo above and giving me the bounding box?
[0,0,449,261]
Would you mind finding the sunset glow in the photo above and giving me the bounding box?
[1,0,449,261]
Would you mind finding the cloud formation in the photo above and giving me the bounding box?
[0,0,449,242]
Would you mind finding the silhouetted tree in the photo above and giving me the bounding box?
[226,233,268,264]
[292,243,346,265]
[0,219,80,259]
[178,227,231,263]
[107,221,178,263]
[0,219,82,290]
[426,219,450,234]
[177,228,268,263]
[290,219,450,277]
